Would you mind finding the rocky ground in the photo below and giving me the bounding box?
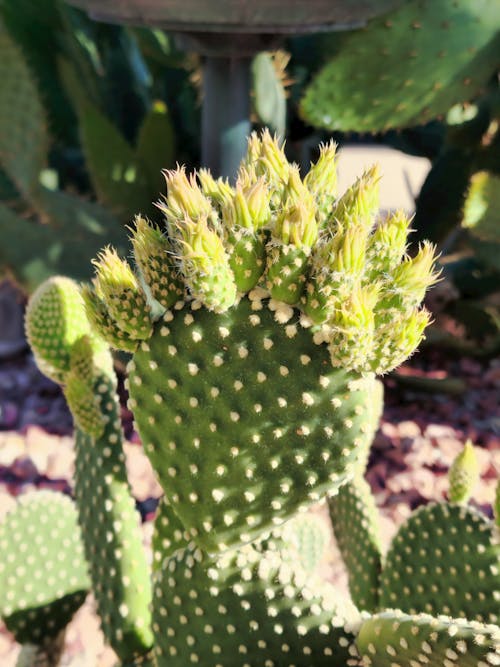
[0,341,499,665]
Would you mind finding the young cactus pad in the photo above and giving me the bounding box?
[84,131,438,553]
[0,491,89,645]
[152,500,361,667]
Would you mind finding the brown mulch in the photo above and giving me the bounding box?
[0,344,498,665]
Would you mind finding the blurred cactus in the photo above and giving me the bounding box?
[448,440,480,504]
[301,0,499,133]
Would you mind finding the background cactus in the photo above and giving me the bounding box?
[0,491,90,665]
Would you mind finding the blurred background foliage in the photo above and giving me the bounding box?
[0,0,498,356]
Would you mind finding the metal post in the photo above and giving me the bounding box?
[201,55,252,178]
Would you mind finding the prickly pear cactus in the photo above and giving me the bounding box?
[329,476,383,612]
[356,611,500,666]
[301,0,500,132]
[379,502,500,624]
[25,277,154,662]
[448,440,480,504]
[151,500,361,667]
[83,131,438,553]
[0,491,89,647]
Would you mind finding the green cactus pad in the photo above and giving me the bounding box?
[25,277,99,383]
[379,502,500,624]
[448,440,480,505]
[301,0,500,132]
[356,610,500,666]
[329,476,383,612]
[74,374,153,661]
[0,491,89,645]
[152,522,361,666]
[152,495,190,571]
[128,296,376,553]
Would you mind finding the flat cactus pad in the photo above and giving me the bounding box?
[356,610,500,666]
[129,296,376,553]
[0,491,89,644]
[379,502,500,624]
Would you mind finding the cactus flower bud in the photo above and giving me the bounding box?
[448,440,480,505]
[81,284,138,352]
[92,247,152,340]
[391,241,440,307]
[257,129,290,185]
[304,140,338,202]
[160,167,213,224]
[198,169,234,208]
[330,164,380,230]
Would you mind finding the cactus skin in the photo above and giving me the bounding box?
[301,0,500,132]
[379,502,500,624]
[329,476,383,613]
[128,296,376,553]
[25,277,154,662]
[356,610,500,666]
[152,502,361,667]
[0,491,89,646]
[448,440,480,504]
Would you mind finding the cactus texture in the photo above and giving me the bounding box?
[356,611,500,666]
[301,0,500,132]
[84,131,437,554]
[0,491,89,645]
[329,477,383,612]
[151,501,361,667]
[379,502,500,624]
[448,440,480,504]
[25,276,154,662]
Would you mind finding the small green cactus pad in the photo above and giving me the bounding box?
[74,374,153,661]
[0,491,89,645]
[128,297,376,553]
[379,503,500,624]
[301,0,500,132]
[25,277,100,383]
[356,611,500,667]
[329,477,383,612]
[152,525,362,667]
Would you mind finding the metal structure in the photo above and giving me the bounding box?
[68,0,400,175]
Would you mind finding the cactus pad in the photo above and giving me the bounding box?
[152,519,361,667]
[0,491,89,645]
[379,502,500,624]
[25,277,100,383]
[74,375,153,660]
[301,0,500,132]
[329,477,383,612]
[356,610,500,666]
[128,296,376,553]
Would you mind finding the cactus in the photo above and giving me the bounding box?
[0,491,89,664]
[448,440,480,504]
[21,134,498,665]
[25,276,154,663]
[301,0,500,132]
[82,131,437,555]
[329,476,383,612]
[356,611,500,666]
[151,502,361,667]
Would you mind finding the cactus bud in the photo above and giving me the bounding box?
[256,128,290,185]
[170,215,237,312]
[92,247,153,340]
[160,167,213,224]
[391,241,440,308]
[274,200,318,249]
[81,284,138,353]
[448,440,480,505]
[331,164,380,229]
[372,307,431,374]
[130,216,185,310]
[305,140,338,221]
[369,210,412,273]
[198,169,234,208]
